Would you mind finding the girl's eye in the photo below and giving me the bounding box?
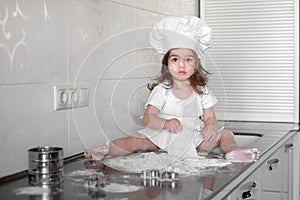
[185,58,193,62]
[171,58,178,62]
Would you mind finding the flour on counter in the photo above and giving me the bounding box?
[102,152,231,175]
[66,169,102,177]
[84,182,143,193]
[66,169,142,193]
[15,186,50,195]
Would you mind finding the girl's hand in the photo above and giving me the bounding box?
[201,126,218,142]
[164,118,182,133]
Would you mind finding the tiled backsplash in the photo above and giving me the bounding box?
[0,0,197,177]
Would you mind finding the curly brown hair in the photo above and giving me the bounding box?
[147,49,210,94]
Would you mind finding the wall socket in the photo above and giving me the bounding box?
[53,85,89,110]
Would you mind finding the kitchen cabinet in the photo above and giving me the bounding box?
[226,131,299,200]
[227,169,261,200]
[261,138,294,200]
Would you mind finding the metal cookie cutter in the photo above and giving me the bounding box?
[141,170,179,189]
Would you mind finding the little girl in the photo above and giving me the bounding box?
[84,16,259,162]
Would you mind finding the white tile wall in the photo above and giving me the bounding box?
[0,84,68,175]
[0,0,197,177]
[0,0,67,84]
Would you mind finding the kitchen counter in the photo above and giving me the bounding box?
[0,122,299,200]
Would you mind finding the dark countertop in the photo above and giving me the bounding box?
[0,122,299,200]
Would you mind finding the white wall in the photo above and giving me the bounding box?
[0,0,198,177]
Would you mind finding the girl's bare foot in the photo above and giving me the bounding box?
[225,148,260,163]
[84,141,111,161]
[84,150,92,158]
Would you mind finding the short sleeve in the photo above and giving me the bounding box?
[144,84,167,111]
[201,86,218,109]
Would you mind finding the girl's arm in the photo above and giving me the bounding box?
[201,107,218,141]
[143,105,182,133]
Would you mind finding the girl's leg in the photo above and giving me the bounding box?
[109,134,159,155]
[218,130,260,162]
[84,133,159,160]
[218,130,240,153]
[197,130,259,162]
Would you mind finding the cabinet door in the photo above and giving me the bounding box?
[262,191,287,200]
[261,138,294,195]
[282,141,294,193]
[261,148,285,192]
[227,170,261,200]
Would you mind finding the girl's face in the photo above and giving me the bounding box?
[167,48,196,81]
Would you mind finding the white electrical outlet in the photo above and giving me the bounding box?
[53,85,89,110]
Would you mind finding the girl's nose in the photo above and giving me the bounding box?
[179,60,184,67]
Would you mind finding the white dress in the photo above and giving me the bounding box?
[138,83,217,157]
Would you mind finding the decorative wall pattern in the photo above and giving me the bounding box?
[0,0,197,177]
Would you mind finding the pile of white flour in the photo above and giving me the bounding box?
[102,152,231,175]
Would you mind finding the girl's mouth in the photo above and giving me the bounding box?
[178,71,187,75]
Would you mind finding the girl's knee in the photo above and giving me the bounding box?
[220,130,234,138]
[133,133,147,138]
[131,135,158,151]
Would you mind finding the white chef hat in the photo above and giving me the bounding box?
[149,16,212,60]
